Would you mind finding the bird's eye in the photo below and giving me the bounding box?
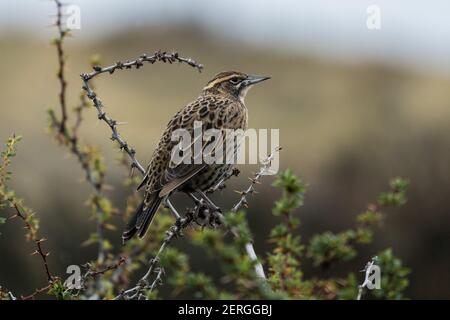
[229,78,241,85]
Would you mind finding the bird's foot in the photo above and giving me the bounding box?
[193,199,222,228]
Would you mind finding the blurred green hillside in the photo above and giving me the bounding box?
[0,27,449,298]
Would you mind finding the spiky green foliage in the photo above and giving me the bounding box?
[307,177,409,268]
[183,211,280,299]
[0,136,22,234]
[0,134,411,300]
[267,169,307,297]
[0,135,41,242]
[0,136,23,236]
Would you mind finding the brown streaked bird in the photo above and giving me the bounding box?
[122,71,270,242]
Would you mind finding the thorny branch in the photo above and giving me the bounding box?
[10,203,53,282]
[80,51,203,176]
[231,147,282,213]
[83,256,127,279]
[20,283,54,301]
[6,202,61,300]
[54,0,68,134]
[73,256,127,295]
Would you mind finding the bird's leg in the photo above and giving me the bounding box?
[206,167,240,194]
[163,197,180,219]
[187,192,210,226]
[188,192,222,228]
[195,190,221,212]
[187,192,201,205]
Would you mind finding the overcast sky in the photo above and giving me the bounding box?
[1,0,450,74]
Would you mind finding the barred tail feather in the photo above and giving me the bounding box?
[122,195,162,243]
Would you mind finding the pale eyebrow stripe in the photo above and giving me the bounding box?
[203,75,240,90]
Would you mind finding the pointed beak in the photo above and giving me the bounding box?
[243,74,271,86]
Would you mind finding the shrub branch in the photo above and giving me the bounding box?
[80,51,203,176]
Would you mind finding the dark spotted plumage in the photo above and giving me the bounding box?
[122,71,270,242]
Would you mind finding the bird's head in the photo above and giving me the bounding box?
[202,71,270,101]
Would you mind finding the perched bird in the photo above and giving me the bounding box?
[122,71,270,242]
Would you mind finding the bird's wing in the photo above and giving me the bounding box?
[159,130,227,197]
[157,95,232,197]
[159,165,205,197]
[137,101,201,192]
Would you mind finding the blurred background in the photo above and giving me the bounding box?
[0,0,449,299]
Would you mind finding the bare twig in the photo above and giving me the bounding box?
[231,147,281,213]
[54,0,68,134]
[109,239,154,288]
[80,50,203,176]
[83,256,127,279]
[20,283,54,300]
[148,267,165,294]
[74,256,127,296]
